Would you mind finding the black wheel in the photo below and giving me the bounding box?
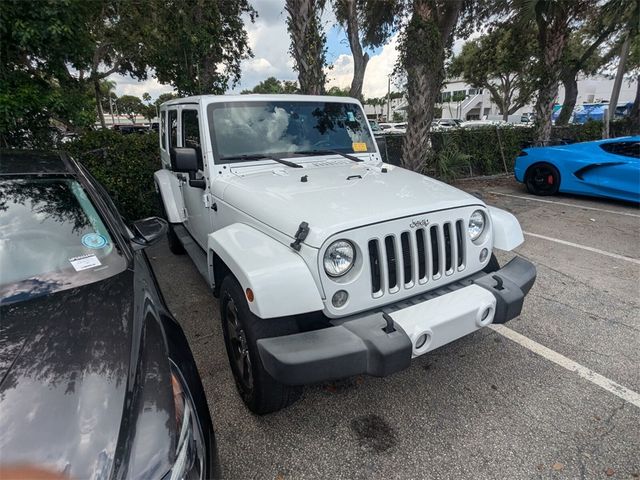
[482,253,500,274]
[219,276,302,414]
[525,163,560,196]
[156,192,185,254]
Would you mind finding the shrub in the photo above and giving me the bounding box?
[379,119,637,178]
[65,130,161,220]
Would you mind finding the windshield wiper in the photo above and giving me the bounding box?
[221,154,302,168]
[294,149,363,163]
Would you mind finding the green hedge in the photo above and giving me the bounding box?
[381,119,637,177]
[65,130,161,220]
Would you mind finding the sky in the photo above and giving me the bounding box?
[112,2,466,101]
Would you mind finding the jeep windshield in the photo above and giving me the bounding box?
[207,101,376,163]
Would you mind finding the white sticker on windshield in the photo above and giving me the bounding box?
[69,254,102,271]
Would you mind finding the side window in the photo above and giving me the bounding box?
[182,109,203,169]
[168,110,178,149]
[600,141,640,159]
[160,111,167,151]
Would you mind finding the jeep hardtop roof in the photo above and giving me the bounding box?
[160,94,363,108]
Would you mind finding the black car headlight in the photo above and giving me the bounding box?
[168,362,205,480]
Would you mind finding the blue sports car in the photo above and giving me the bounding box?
[514,136,640,202]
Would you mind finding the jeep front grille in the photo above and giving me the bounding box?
[368,221,466,297]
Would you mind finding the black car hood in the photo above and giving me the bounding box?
[0,271,135,478]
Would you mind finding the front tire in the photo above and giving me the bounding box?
[525,163,560,196]
[219,276,302,414]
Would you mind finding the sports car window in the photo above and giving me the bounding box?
[208,101,376,162]
[0,178,127,304]
[599,141,640,159]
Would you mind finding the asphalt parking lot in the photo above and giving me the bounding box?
[148,176,640,480]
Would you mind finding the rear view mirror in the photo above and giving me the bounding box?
[131,216,167,249]
[171,147,199,172]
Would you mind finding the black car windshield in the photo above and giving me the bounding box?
[0,178,126,304]
[208,101,376,162]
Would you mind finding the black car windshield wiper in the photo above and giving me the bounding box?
[221,153,302,168]
[294,149,363,163]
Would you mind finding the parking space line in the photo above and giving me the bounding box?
[523,231,640,265]
[490,324,640,409]
[488,191,640,218]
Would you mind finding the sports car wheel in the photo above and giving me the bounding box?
[219,276,302,414]
[525,163,560,196]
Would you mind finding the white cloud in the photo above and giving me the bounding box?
[112,72,174,101]
[326,33,400,98]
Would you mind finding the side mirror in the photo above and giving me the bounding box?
[170,147,199,172]
[131,216,167,249]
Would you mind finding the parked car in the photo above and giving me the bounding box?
[155,94,536,415]
[514,136,640,202]
[433,118,462,129]
[112,124,150,134]
[0,150,219,478]
[378,122,407,134]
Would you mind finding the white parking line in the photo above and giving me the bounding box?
[490,324,640,409]
[488,191,640,218]
[523,231,640,265]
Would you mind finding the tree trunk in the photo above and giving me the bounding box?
[534,13,569,143]
[556,72,578,126]
[342,0,369,100]
[94,78,106,129]
[630,76,640,133]
[285,0,326,95]
[609,33,630,121]
[401,0,462,172]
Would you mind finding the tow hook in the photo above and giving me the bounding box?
[290,221,309,251]
[382,312,396,334]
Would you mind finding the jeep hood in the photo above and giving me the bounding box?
[215,161,483,248]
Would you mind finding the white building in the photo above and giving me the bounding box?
[437,74,638,121]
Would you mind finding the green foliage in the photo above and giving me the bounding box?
[241,77,299,94]
[425,135,471,182]
[380,120,636,179]
[326,86,351,96]
[449,25,537,119]
[115,95,145,123]
[145,0,256,95]
[65,130,161,220]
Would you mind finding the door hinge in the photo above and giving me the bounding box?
[203,192,213,208]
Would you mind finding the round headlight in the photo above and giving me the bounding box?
[468,210,486,241]
[324,240,355,277]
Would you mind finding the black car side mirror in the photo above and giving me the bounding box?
[170,147,206,189]
[131,216,167,249]
[171,147,198,172]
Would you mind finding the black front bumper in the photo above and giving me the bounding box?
[257,256,536,386]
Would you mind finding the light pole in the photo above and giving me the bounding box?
[386,75,391,121]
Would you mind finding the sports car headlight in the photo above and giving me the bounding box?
[169,364,205,480]
[468,210,486,241]
[323,240,355,277]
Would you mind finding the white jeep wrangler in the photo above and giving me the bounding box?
[154,95,536,414]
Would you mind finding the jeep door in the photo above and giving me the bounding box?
[165,105,212,248]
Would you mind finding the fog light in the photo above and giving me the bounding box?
[332,290,349,308]
[479,248,489,262]
[415,333,429,349]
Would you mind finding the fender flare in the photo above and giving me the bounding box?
[488,206,524,251]
[208,224,325,319]
[154,169,185,223]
